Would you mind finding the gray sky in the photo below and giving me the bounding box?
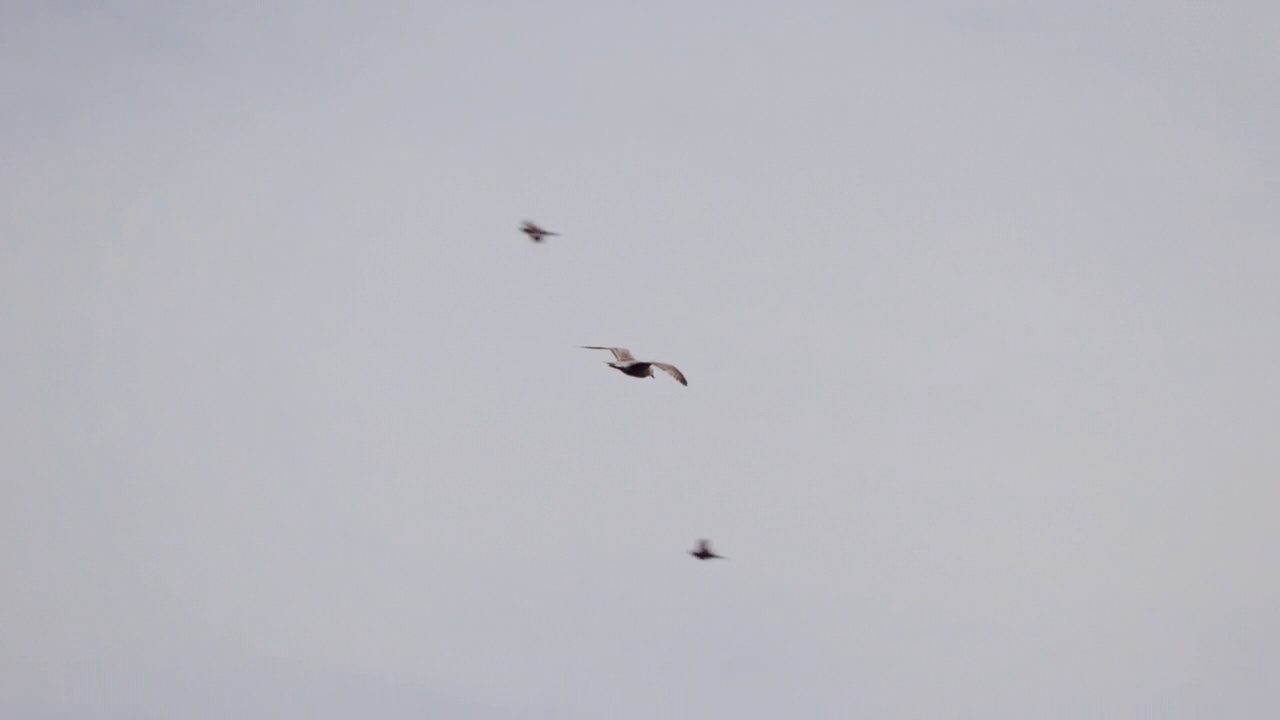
[3,1,1278,717]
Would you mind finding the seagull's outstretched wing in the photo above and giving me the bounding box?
[652,362,688,386]
[697,539,711,553]
[580,346,635,362]
[521,221,557,235]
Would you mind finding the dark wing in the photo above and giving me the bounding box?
[697,539,711,553]
[521,221,557,235]
[652,362,687,386]
[580,346,635,362]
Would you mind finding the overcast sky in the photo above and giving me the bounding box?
[3,2,1278,718]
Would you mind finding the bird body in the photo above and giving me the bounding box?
[689,539,725,561]
[521,220,558,243]
[579,346,688,386]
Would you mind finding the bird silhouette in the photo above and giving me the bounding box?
[579,346,688,386]
[689,539,726,561]
[521,220,558,243]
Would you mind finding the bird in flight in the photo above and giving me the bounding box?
[579,346,688,386]
[689,539,726,561]
[521,220,558,243]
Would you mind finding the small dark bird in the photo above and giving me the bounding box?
[689,538,726,561]
[579,346,688,386]
[521,221,558,243]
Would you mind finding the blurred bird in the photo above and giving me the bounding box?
[689,539,726,561]
[579,346,688,386]
[521,220,558,243]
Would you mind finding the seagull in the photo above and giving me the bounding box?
[579,346,688,386]
[689,539,726,561]
[521,220,558,243]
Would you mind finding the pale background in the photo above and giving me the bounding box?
[2,2,1278,718]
